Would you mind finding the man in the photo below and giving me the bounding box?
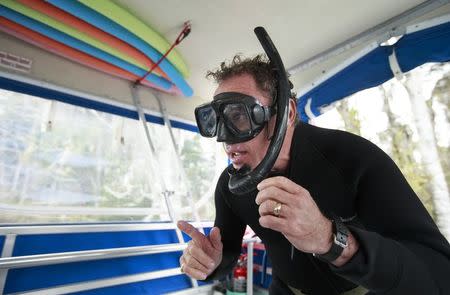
[177,55,450,294]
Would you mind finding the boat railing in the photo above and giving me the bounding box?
[0,243,187,269]
[0,222,214,295]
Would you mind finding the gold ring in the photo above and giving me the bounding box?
[273,202,282,217]
[180,263,185,273]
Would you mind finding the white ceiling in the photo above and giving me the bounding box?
[115,0,430,99]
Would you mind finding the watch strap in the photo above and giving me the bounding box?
[314,217,349,262]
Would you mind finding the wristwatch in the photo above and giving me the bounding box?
[313,217,349,262]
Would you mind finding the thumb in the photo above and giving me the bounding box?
[208,227,222,251]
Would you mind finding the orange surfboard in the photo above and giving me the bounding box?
[0,16,180,95]
[17,0,168,79]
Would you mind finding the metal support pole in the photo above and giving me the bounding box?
[246,241,254,295]
[130,84,198,288]
[0,234,16,294]
[152,92,202,228]
[130,85,181,239]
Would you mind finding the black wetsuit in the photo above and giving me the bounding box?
[207,122,450,294]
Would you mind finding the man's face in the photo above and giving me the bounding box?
[214,73,274,170]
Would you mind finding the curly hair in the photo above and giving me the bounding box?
[206,54,296,103]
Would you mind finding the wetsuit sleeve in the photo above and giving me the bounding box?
[330,145,450,294]
[205,170,246,281]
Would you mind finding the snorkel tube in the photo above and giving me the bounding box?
[228,27,290,195]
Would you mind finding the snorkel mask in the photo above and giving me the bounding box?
[195,92,276,144]
[194,27,290,195]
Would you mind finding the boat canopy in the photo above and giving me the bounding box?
[298,14,450,121]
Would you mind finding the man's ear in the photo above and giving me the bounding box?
[267,98,297,139]
[288,98,298,126]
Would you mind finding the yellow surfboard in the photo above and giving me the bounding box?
[79,0,189,78]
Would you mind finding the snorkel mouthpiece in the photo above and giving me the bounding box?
[227,27,290,195]
[227,164,251,178]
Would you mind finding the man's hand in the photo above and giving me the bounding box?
[256,176,358,266]
[177,221,223,280]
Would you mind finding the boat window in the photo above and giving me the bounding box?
[310,62,450,219]
[0,89,227,224]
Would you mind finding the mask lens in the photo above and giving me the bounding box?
[195,105,217,137]
[223,103,251,134]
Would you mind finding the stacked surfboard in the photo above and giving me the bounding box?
[0,0,193,96]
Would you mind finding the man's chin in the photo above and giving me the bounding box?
[232,163,254,172]
[232,163,243,170]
